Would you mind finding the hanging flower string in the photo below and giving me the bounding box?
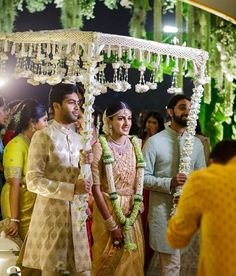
[99,135,145,251]
[171,62,209,215]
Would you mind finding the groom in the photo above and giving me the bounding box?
[23,83,92,276]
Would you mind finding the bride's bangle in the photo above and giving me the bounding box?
[104,216,118,232]
[10,218,20,223]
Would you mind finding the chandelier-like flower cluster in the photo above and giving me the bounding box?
[0,30,208,97]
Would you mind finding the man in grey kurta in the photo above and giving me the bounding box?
[143,95,205,276]
[23,83,92,276]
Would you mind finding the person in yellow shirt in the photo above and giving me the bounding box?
[1,99,48,240]
[167,140,236,276]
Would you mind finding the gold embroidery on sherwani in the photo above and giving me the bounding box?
[22,121,91,272]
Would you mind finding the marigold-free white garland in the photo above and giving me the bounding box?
[99,135,145,251]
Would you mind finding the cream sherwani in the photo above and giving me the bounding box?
[23,120,91,273]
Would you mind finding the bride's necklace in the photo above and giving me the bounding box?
[99,134,145,251]
[108,136,129,156]
[108,136,126,146]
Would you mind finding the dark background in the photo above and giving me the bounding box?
[1,2,193,118]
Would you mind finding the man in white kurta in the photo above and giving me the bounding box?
[23,83,92,275]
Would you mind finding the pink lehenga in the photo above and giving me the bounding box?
[91,136,144,276]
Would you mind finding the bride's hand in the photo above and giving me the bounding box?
[111,227,124,247]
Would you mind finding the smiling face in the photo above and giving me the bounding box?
[108,108,132,139]
[168,98,191,128]
[54,92,83,124]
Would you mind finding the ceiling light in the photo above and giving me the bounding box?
[0,77,7,87]
[163,25,178,33]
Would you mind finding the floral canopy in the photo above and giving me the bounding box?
[0,29,208,212]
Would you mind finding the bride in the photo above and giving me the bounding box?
[91,101,145,276]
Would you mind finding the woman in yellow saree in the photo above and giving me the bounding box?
[91,101,145,276]
[1,99,48,241]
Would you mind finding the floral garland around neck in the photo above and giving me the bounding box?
[99,135,145,251]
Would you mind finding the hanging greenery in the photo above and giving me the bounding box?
[207,19,236,146]
[16,0,135,30]
[180,4,235,145]
[102,0,117,9]
[24,0,53,12]
[162,0,176,14]
[153,0,162,42]
[61,0,96,29]
[129,0,150,38]
[0,0,17,32]
[215,20,236,88]
[16,0,65,12]
[0,0,235,145]
[185,4,193,47]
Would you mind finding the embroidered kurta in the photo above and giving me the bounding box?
[1,134,35,240]
[22,120,91,272]
[167,157,236,276]
[143,127,205,254]
[91,136,144,276]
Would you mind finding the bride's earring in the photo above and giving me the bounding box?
[109,125,113,136]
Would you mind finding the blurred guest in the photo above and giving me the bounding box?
[3,100,24,146]
[1,99,48,240]
[209,139,236,164]
[167,140,236,276]
[139,110,165,146]
[0,94,8,219]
